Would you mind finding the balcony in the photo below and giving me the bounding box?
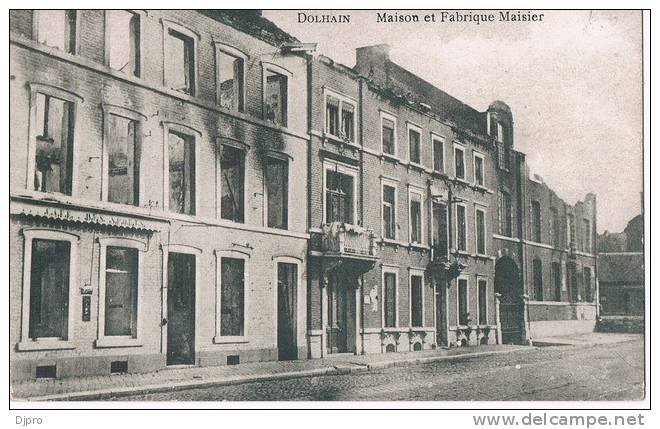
[320,222,378,259]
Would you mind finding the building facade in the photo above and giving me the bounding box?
[10,10,310,381]
[10,10,600,381]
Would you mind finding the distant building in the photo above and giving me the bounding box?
[598,252,644,317]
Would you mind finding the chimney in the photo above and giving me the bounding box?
[354,44,391,80]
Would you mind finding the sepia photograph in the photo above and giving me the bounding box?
[7,7,648,409]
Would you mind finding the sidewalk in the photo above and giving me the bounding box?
[532,332,643,347]
[11,344,529,401]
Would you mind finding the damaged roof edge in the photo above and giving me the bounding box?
[200,10,300,47]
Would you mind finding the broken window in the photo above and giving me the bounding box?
[34,93,74,195]
[266,157,288,229]
[36,10,76,53]
[533,259,543,301]
[264,70,287,126]
[220,145,245,222]
[325,170,354,224]
[107,10,140,76]
[478,279,487,325]
[531,201,542,242]
[381,117,395,156]
[583,219,592,252]
[410,275,423,328]
[456,205,467,252]
[382,184,396,240]
[408,128,421,164]
[433,137,444,173]
[341,103,355,142]
[410,193,422,244]
[458,278,469,326]
[454,146,465,179]
[29,239,70,339]
[107,114,138,205]
[476,208,486,255]
[217,50,245,112]
[168,131,195,215]
[383,272,396,328]
[165,29,195,95]
[220,258,245,337]
[104,247,138,337]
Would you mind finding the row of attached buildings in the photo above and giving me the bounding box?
[10,10,599,381]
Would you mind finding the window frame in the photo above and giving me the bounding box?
[406,122,423,166]
[263,152,291,230]
[214,43,248,113]
[214,249,250,343]
[477,277,488,326]
[381,178,399,241]
[408,186,425,245]
[457,276,470,327]
[262,62,292,128]
[96,237,147,348]
[104,10,144,77]
[381,266,399,329]
[431,133,445,174]
[473,150,486,188]
[161,19,199,96]
[216,139,249,223]
[322,161,358,225]
[101,104,146,206]
[26,83,83,197]
[474,206,487,256]
[18,229,79,351]
[531,200,542,243]
[323,88,357,144]
[32,10,80,55]
[499,190,513,237]
[455,202,468,253]
[408,269,425,328]
[380,111,398,159]
[162,122,201,216]
[453,142,466,181]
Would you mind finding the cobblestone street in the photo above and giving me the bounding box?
[114,338,644,402]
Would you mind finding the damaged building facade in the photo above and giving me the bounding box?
[10,10,598,381]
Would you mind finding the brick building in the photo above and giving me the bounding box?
[10,10,310,381]
[10,10,600,381]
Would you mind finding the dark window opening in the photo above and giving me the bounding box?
[583,267,593,302]
[432,203,448,260]
[476,209,486,255]
[266,157,288,229]
[382,118,395,155]
[107,114,139,205]
[29,239,70,340]
[220,145,245,222]
[218,50,245,112]
[104,247,138,337]
[478,279,487,325]
[409,128,421,164]
[34,93,74,195]
[456,205,467,251]
[37,10,76,54]
[36,365,57,379]
[341,103,355,142]
[433,138,444,173]
[168,131,195,215]
[410,195,422,244]
[384,272,396,328]
[499,191,512,237]
[552,262,562,301]
[382,185,396,240]
[474,155,484,186]
[325,170,354,224]
[458,279,469,326]
[533,259,543,301]
[326,96,339,136]
[410,275,423,328]
[110,360,128,374]
[551,208,561,248]
[454,147,465,179]
[220,258,245,337]
[532,201,542,243]
[227,355,240,365]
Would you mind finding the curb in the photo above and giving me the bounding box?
[16,346,531,401]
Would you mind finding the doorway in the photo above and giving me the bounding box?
[167,252,196,366]
[326,275,355,354]
[277,262,297,361]
[495,256,524,344]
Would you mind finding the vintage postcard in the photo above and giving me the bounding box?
[7,8,647,413]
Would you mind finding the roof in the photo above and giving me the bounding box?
[200,10,299,47]
[598,253,645,284]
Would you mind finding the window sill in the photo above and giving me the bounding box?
[213,336,250,344]
[455,250,470,257]
[323,133,358,148]
[474,184,492,194]
[95,337,142,348]
[17,340,76,352]
[453,177,471,186]
[408,162,425,171]
[473,253,493,260]
[409,242,429,250]
[380,153,401,164]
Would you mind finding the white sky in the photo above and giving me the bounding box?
[264,10,643,233]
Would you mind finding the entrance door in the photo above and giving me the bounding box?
[277,262,297,361]
[495,256,524,344]
[326,276,354,354]
[435,280,447,346]
[167,252,196,365]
